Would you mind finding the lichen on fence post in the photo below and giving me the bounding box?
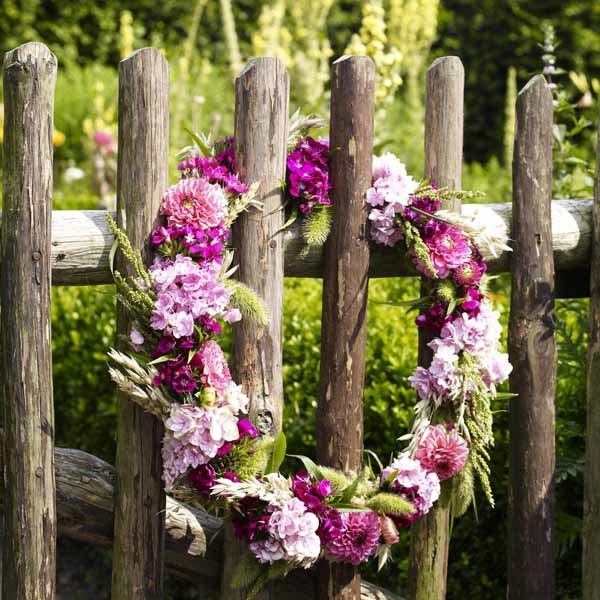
[583,104,600,600]
[111,48,169,600]
[1,41,57,600]
[317,55,375,600]
[220,57,289,600]
[408,55,464,600]
[507,75,556,600]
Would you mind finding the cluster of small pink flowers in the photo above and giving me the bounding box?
[408,301,512,403]
[367,153,419,246]
[149,256,231,339]
[286,136,331,214]
[162,400,241,488]
[250,498,321,565]
[382,455,441,528]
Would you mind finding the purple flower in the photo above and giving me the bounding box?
[286,137,331,214]
[324,511,381,566]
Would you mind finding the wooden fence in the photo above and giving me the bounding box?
[1,40,599,600]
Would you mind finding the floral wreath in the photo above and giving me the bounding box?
[107,120,512,595]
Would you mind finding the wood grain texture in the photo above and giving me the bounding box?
[583,107,600,600]
[1,41,57,600]
[221,57,289,600]
[409,56,464,600]
[507,75,556,600]
[0,199,591,287]
[317,55,375,600]
[111,48,169,600]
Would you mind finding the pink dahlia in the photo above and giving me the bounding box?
[197,340,232,392]
[324,511,381,566]
[161,178,228,230]
[425,225,471,278]
[416,425,469,481]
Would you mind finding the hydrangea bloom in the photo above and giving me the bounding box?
[161,177,228,230]
[149,256,231,338]
[416,425,469,480]
[382,455,441,523]
[251,498,321,565]
[162,403,239,487]
[324,511,381,565]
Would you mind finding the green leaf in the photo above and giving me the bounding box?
[265,431,287,474]
[363,449,383,472]
[339,474,361,504]
[288,454,319,477]
[147,354,173,366]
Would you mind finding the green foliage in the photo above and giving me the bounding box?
[301,205,332,247]
[366,492,414,517]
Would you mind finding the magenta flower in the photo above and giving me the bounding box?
[286,136,331,214]
[161,177,228,230]
[453,259,484,287]
[324,511,381,566]
[416,425,469,481]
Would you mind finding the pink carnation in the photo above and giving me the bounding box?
[198,340,232,392]
[416,425,469,481]
[161,178,228,230]
[324,510,381,566]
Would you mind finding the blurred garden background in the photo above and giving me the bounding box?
[1,0,599,597]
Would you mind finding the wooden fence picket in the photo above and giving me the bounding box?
[317,55,375,600]
[1,41,57,600]
[583,105,600,600]
[507,75,556,600]
[111,47,170,600]
[221,57,290,600]
[408,55,464,600]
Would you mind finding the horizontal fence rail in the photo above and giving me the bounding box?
[0,198,591,285]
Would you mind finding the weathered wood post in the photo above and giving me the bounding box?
[1,42,57,600]
[317,55,375,600]
[583,108,600,600]
[220,57,289,600]
[111,48,169,600]
[507,75,555,600]
[408,56,464,600]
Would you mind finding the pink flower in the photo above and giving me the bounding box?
[250,498,321,565]
[416,425,469,481]
[249,538,286,564]
[198,340,232,392]
[379,515,399,545]
[223,308,242,323]
[424,225,471,278]
[382,455,441,519]
[324,511,381,566]
[161,178,228,230]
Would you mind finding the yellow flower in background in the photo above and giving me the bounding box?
[53,130,66,147]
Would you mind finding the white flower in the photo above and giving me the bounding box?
[63,166,85,183]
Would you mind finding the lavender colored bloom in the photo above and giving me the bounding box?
[324,511,381,566]
[382,456,441,525]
